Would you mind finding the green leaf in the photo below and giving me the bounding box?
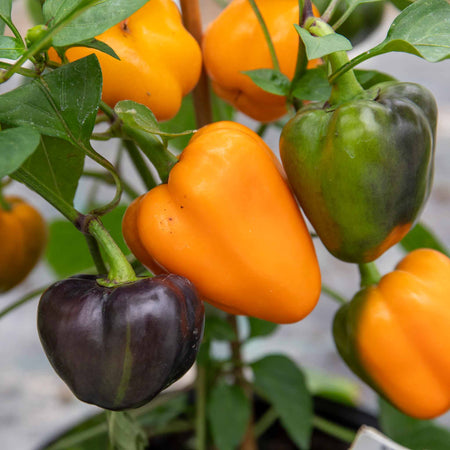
[0,127,41,178]
[304,369,360,407]
[207,383,251,450]
[44,0,148,47]
[242,69,290,96]
[0,0,12,35]
[390,0,415,10]
[366,0,450,63]
[0,55,102,145]
[26,0,45,26]
[68,38,120,59]
[247,317,278,339]
[379,397,450,450]
[0,36,25,59]
[45,219,92,277]
[107,411,147,450]
[46,206,130,277]
[204,316,237,341]
[354,69,397,89]
[295,25,352,60]
[16,136,84,205]
[291,66,332,102]
[251,355,313,449]
[115,100,161,135]
[400,223,449,255]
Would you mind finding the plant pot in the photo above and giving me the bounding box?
[38,392,378,450]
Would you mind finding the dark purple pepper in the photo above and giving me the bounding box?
[37,274,204,411]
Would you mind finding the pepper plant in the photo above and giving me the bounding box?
[0,0,450,449]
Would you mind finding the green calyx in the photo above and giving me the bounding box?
[25,25,51,51]
[304,17,364,105]
[87,217,137,287]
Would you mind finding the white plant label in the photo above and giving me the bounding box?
[350,426,411,450]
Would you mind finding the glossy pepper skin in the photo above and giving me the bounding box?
[0,197,46,292]
[334,249,450,419]
[280,82,437,263]
[38,274,204,411]
[48,0,201,121]
[202,0,319,122]
[123,121,321,324]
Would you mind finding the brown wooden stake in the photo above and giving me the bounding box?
[179,0,213,128]
[228,315,258,450]
[180,2,257,449]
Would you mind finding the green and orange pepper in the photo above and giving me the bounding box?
[334,249,450,419]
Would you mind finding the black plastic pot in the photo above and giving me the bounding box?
[38,394,378,450]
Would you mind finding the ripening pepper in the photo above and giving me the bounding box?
[48,0,202,121]
[202,0,320,122]
[122,121,321,324]
[333,249,450,419]
[38,274,204,410]
[0,196,46,292]
[280,19,436,263]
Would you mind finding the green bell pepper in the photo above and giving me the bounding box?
[280,20,436,263]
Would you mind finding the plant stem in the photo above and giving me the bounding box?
[88,218,137,285]
[288,0,307,101]
[254,407,278,438]
[321,0,341,24]
[13,167,81,223]
[358,262,381,288]
[0,62,38,78]
[82,170,139,199]
[228,315,258,450]
[247,0,280,72]
[255,123,268,137]
[180,0,213,128]
[0,186,11,211]
[0,14,24,44]
[122,127,177,184]
[0,286,47,319]
[122,140,158,190]
[304,17,364,104]
[85,234,108,275]
[321,284,347,305]
[312,415,357,443]
[195,364,207,450]
[331,4,355,31]
[328,46,384,84]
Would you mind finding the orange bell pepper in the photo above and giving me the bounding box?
[49,0,202,121]
[0,197,47,292]
[123,121,321,323]
[334,248,450,419]
[202,0,320,122]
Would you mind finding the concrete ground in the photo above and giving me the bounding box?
[0,1,449,449]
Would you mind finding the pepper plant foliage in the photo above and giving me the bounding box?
[0,0,450,449]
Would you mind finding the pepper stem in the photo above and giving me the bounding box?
[358,262,381,288]
[0,185,11,211]
[304,17,364,104]
[88,218,137,286]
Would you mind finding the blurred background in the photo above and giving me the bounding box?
[0,0,449,448]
